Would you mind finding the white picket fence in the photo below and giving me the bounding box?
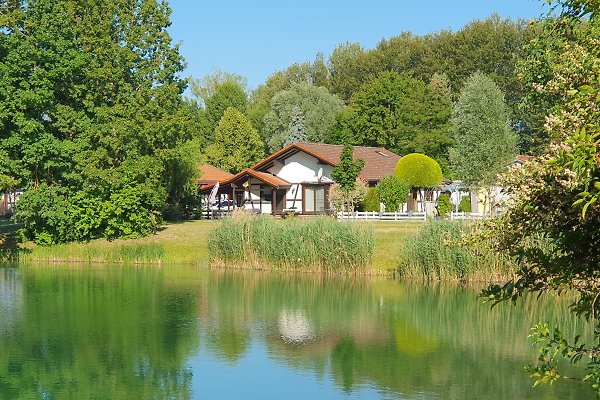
[336,211,427,221]
[336,211,488,221]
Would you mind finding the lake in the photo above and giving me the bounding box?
[0,265,592,399]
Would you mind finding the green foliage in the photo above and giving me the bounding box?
[332,144,365,192]
[15,184,158,245]
[436,194,452,216]
[458,196,471,213]
[449,72,517,187]
[0,0,198,242]
[205,107,265,173]
[208,213,374,272]
[361,187,380,212]
[398,221,514,280]
[283,107,307,147]
[332,72,452,167]
[394,153,443,188]
[263,83,345,151]
[377,176,410,212]
[329,180,368,212]
[479,1,600,396]
[203,81,249,140]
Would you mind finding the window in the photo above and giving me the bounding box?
[304,185,327,213]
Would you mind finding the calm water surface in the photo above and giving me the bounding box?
[0,265,593,399]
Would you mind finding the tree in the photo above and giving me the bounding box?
[205,107,264,174]
[203,81,249,141]
[449,71,517,212]
[377,176,411,212]
[189,69,247,108]
[1,0,199,242]
[394,153,443,212]
[331,144,365,211]
[283,107,307,147]
[333,72,452,169]
[480,0,600,396]
[263,83,345,151]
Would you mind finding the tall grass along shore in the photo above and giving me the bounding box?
[397,220,516,282]
[208,213,374,273]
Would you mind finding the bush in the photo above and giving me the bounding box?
[458,196,471,212]
[436,194,452,216]
[208,212,374,272]
[394,153,443,188]
[15,185,158,244]
[362,188,380,212]
[377,175,410,212]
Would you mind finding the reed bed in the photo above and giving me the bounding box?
[208,213,374,273]
[398,220,516,281]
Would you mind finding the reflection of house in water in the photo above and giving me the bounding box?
[278,309,315,343]
[0,268,22,332]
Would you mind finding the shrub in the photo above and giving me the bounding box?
[394,153,443,188]
[377,176,410,212]
[436,194,452,216]
[362,188,380,212]
[458,196,471,212]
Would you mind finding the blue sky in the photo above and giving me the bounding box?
[167,0,548,90]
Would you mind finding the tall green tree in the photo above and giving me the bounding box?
[203,81,249,141]
[205,107,264,174]
[283,107,307,147]
[333,71,452,169]
[1,0,197,242]
[449,72,517,187]
[263,83,345,151]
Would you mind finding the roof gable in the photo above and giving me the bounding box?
[254,143,400,182]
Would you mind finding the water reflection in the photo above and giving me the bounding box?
[0,265,593,399]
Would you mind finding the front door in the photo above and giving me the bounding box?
[275,189,286,212]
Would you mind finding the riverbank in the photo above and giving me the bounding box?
[1,219,422,274]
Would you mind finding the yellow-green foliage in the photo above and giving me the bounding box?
[394,153,443,188]
[208,213,374,272]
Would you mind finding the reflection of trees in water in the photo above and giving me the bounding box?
[0,268,22,333]
[198,271,592,400]
[0,266,199,399]
[0,266,592,399]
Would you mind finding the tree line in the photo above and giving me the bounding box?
[0,1,543,243]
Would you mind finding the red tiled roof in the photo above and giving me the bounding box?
[199,168,291,193]
[253,143,401,182]
[197,164,233,185]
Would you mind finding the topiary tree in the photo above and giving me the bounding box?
[377,175,411,212]
[394,153,443,212]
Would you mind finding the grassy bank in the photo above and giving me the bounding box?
[1,219,421,272]
[4,221,213,265]
[2,217,513,281]
[208,214,374,273]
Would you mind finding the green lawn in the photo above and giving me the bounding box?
[4,219,423,273]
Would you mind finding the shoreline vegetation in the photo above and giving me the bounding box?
[1,214,515,281]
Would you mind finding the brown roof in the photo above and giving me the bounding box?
[197,164,234,185]
[199,168,291,193]
[253,143,401,183]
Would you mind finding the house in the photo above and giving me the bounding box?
[199,143,400,216]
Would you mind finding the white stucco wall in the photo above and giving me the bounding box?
[266,152,334,212]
